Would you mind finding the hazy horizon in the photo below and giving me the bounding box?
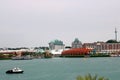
[0,0,120,47]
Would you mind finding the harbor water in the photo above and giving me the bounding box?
[0,57,120,80]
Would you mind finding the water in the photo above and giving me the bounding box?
[0,57,120,80]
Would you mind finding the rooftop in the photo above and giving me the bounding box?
[49,39,64,45]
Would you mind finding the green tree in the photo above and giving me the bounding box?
[106,39,118,43]
[76,74,109,80]
[0,53,4,58]
[42,51,53,58]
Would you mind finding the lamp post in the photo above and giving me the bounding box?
[115,28,117,41]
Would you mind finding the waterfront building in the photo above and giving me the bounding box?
[72,38,82,48]
[49,39,65,50]
[49,39,65,56]
[50,49,63,57]
[0,48,35,59]
[83,42,120,54]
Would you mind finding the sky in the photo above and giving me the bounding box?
[0,0,120,47]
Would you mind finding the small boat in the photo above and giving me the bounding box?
[12,55,33,60]
[6,67,24,74]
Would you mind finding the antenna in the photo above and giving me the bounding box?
[115,28,117,41]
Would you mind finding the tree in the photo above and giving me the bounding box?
[42,51,53,58]
[76,74,109,80]
[106,39,118,43]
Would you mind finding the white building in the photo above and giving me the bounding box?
[49,39,65,50]
[49,39,65,56]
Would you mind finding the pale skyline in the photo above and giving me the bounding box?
[0,0,120,47]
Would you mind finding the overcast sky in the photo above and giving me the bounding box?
[0,0,120,47]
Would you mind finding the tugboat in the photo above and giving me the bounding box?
[6,67,24,74]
